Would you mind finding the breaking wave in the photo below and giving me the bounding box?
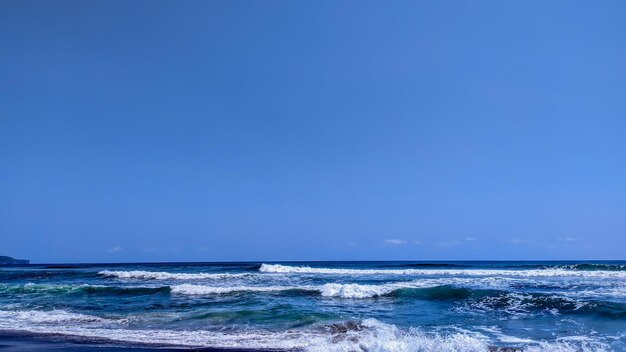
[0,309,123,325]
[0,310,612,352]
[98,270,251,280]
[4,280,624,320]
[259,263,626,278]
[170,283,451,299]
[169,283,626,317]
[170,284,311,295]
[0,283,172,296]
[5,280,624,316]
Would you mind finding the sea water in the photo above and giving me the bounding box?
[1,261,625,351]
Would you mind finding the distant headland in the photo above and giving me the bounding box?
[0,256,30,265]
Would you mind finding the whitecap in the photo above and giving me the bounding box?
[171,284,312,295]
[259,264,626,278]
[171,283,397,298]
[319,283,399,298]
[0,309,120,324]
[98,270,250,280]
[0,311,613,352]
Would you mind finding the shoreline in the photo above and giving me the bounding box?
[0,331,274,352]
[0,330,526,352]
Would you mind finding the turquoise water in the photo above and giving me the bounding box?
[1,261,625,351]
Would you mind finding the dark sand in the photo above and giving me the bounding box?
[0,331,524,351]
[0,331,273,352]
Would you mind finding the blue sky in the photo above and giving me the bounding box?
[1,1,625,263]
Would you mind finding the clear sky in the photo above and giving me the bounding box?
[1,1,625,263]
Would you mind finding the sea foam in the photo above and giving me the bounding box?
[319,283,398,298]
[171,282,404,298]
[98,270,250,280]
[0,309,118,324]
[171,284,311,295]
[259,263,626,278]
[0,310,611,352]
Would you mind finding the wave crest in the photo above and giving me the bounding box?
[319,283,396,298]
[98,270,250,280]
[171,284,311,295]
[0,309,121,324]
[0,311,612,352]
[0,283,171,296]
[259,263,626,278]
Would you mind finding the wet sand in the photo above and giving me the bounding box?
[0,331,271,352]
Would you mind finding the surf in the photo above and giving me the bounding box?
[259,263,626,278]
[0,309,613,352]
[98,270,252,280]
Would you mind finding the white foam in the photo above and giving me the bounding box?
[473,325,612,351]
[0,283,101,293]
[525,338,612,352]
[171,281,448,298]
[0,311,489,351]
[172,283,398,298]
[565,287,626,300]
[98,270,250,280]
[171,284,311,295]
[0,310,614,352]
[170,279,541,299]
[259,263,626,278]
[319,283,401,298]
[475,325,537,344]
[0,309,117,324]
[307,318,492,352]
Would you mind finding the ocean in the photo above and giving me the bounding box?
[0,261,625,351]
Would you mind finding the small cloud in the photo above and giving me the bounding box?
[559,237,581,242]
[413,240,422,245]
[170,248,180,253]
[107,246,122,253]
[385,239,407,245]
[465,237,476,242]
[346,242,357,246]
[198,246,210,252]
[143,247,158,253]
[438,240,460,247]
